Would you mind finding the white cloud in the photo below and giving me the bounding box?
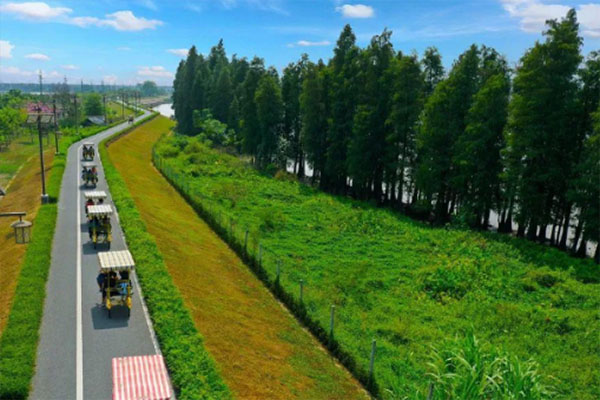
[117,46,131,51]
[61,64,79,70]
[0,2,72,20]
[167,48,189,57]
[500,0,600,37]
[69,16,101,27]
[0,66,36,82]
[289,40,332,47]
[0,40,15,59]
[579,4,600,38]
[70,11,163,31]
[101,10,163,31]
[336,4,374,18]
[25,53,50,61]
[104,75,118,85]
[137,66,174,78]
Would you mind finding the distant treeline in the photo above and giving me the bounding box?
[0,81,171,96]
[172,9,599,261]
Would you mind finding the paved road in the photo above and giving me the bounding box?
[32,112,162,400]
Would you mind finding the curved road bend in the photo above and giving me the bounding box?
[31,111,163,400]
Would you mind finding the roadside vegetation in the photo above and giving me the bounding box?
[108,115,366,398]
[154,134,599,399]
[99,114,231,400]
[173,10,599,261]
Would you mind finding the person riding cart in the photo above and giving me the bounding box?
[84,191,107,216]
[88,204,113,249]
[82,142,95,161]
[81,162,99,188]
[97,250,135,318]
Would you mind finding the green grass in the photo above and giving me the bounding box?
[154,135,600,400]
[0,117,152,399]
[100,115,231,399]
[0,134,54,188]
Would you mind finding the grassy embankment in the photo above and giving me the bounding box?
[0,150,54,335]
[107,115,366,398]
[99,114,231,399]
[153,134,600,399]
[0,134,54,189]
[0,119,149,399]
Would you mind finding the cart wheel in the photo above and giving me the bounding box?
[107,242,111,250]
[108,309,112,319]
[93,242,97,249]
[127,308,131,318]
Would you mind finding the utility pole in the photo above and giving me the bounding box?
[35,105,49,203]
[121,92,125,120]
[103,94,107,125]
[52,96,59,154]
[80,79,83,94]
[39,70,43,98]
[73,94,79,135]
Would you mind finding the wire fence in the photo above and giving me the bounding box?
[152,146,381,396]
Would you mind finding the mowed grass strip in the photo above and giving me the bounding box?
[154,134,600,399]
[108,116,366,399]
[0,150,54,335]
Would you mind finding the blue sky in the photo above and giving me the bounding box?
[0,0,599,86]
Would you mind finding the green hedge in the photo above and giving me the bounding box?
[100,114,231,399]
[0,115,158,399]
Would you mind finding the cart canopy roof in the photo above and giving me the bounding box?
[82,162,97,168]
[98,250,135,272]
[83,142,94,146]
[88,204,113,216]
[84,190,107,200]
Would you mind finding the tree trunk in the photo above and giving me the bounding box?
[559,204,572,250]
[537,224,547,243]
[571,214,585,253]
[576,239,587,258]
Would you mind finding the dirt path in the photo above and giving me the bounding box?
[108,116,367,399]
[0,150,54,334]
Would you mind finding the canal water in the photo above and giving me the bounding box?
[153,103,174,118]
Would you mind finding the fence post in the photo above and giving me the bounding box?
[244,229,248,252]
[299,279,304,303]
[369,339,376,379]
[329,305,335,338]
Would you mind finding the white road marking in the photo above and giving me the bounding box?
[76,145,83,400]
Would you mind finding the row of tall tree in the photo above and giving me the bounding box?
[172,10,599,261]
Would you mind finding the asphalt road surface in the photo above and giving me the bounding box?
[31,111,164,400]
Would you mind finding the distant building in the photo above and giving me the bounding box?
[82,115,106,126]
[26,101,65,119]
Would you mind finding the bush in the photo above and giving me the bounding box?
[425,333,555,400]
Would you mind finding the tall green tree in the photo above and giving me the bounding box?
[422,47,444,97]
[241,57,265,159]
[212,68,233,123]
[347,29,394,201]
[325,24,360,194]
[301,60,330,185]
[506,9,582,241]
[417,44,481,222]
[255,74,283,168]
[385,53,424,207]
[453,73,510,228]
[83,93,103,116]
[282,54,309,177]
